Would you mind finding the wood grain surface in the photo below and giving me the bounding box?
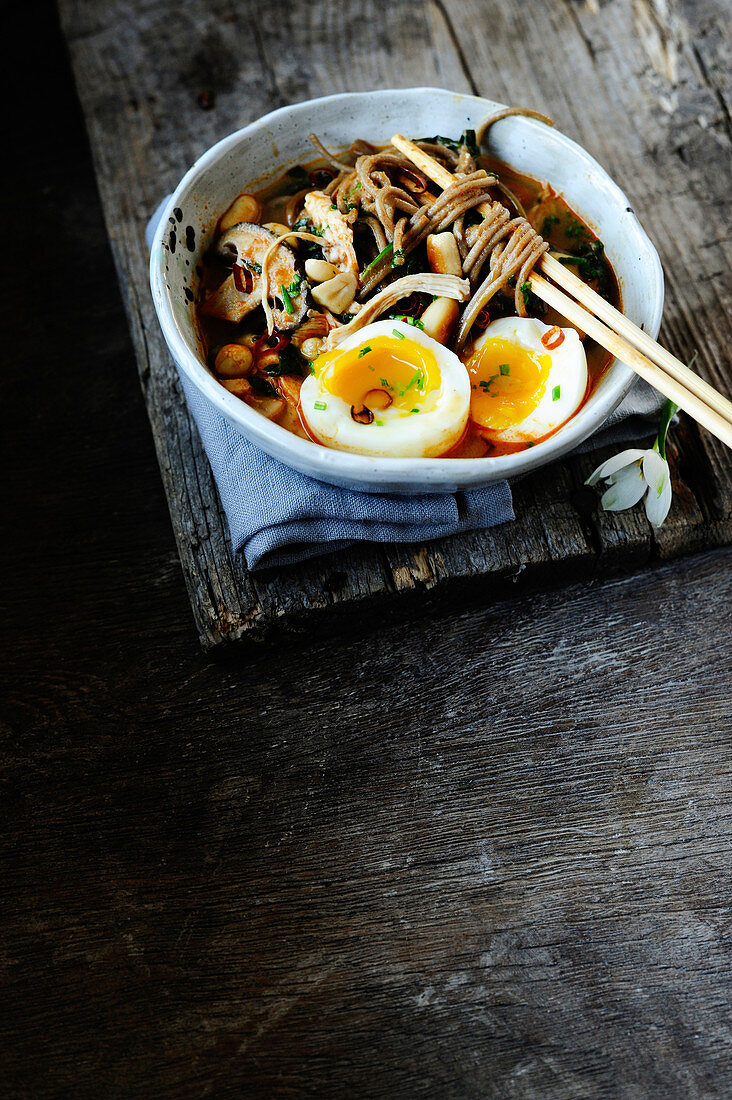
[55,0,732,648]
[1,3,730,1097]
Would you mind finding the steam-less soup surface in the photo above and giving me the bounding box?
[196,131,620,459]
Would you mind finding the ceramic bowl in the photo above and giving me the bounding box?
[149,88,664,494]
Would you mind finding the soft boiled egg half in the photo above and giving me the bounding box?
[300,320,470,457]
[465,316,588,444]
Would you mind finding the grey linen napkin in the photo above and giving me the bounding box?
[147,201,663,570]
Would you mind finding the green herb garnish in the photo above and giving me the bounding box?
[391,247,405,268]
[552,385,561,401]
[358,346,372,358]
[359,242,393,280]
[390,314,425,329]
[314,401,327,411]
[520,281,532,309]
[499,364,510,376]
[566,217,586,239]
[392,328,405,340]
[542,214,560,235]
[249,376,278,397]
[263,342,306,376]
[280,283,294,313]
[420,129,478,156]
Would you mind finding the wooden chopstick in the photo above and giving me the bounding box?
[540,252,731,421]
[390,133,732,448]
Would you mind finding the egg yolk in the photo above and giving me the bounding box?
[313,334,440,413]
[465,337,552,431]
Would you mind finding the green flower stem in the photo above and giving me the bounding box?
[654,399,678,461]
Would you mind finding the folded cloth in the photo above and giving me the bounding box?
[178,371,514,569]
[148,201,663,570]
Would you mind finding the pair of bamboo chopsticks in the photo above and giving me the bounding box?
[391,134,732,449]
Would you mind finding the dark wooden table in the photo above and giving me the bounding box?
[1,2,730,1096]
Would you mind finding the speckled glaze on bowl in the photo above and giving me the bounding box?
[150,88,664,494]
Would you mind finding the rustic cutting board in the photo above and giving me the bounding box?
[58,0,731,648]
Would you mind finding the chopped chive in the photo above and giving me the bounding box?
[391,247,405,268]
[392,328,405,340]
[358,346,372,358]
[520,281,532,309]
[552,385,561,401]
[499,364,510,376]
[391,314,424,329]
[375,419,385,426]
[410,408,419,414]
[280,284,293,313]
[287,273,302,295]
[359,242,393,280]
[314,400,327,410]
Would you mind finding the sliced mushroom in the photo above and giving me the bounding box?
[200,272,257,324]
[219,192,262,231]
[215,222,309,330]
[305,258,339,283]
[311,271,358,314]
[426,233,463,276]
[419,298,460,344]
[351,405,375,425]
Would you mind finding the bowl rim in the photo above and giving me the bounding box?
[150,87,664,490]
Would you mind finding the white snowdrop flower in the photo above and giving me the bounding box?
[586,447,672,527]
[586,398,678,528]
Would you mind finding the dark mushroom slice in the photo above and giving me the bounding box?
[351,405,375,425]
[216,222,309,331]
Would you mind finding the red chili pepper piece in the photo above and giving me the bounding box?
[475,307,491,330]
[541,325,565,350]
[232,264,254,294]
[399,293,425,317]
[397,168,427,194]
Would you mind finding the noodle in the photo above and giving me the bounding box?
[198,117,618,457]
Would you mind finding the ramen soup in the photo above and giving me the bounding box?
[196,127,620,460]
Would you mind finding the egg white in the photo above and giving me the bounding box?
[471,316,588,443]
[300,320,471,458]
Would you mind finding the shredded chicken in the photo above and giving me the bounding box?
[303,191,360,278]
[326,273,470,347]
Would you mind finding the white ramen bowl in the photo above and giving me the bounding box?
[150,88,664,494]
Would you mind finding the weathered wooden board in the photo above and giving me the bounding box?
[3,9,732,1093]
[57,0,731,647]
